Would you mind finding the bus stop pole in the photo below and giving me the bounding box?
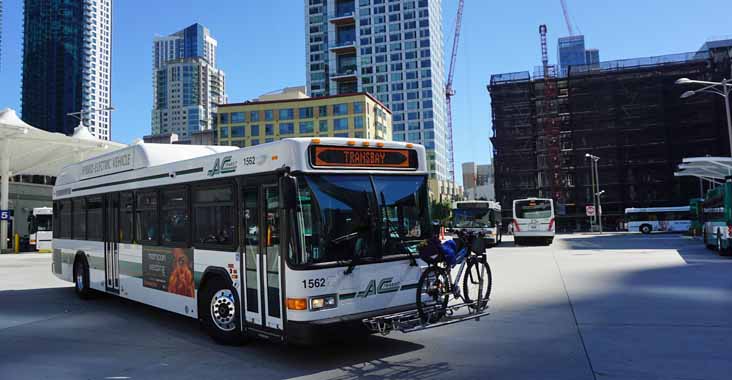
[1,139,10,251]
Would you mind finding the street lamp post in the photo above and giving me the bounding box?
[676,77,732,156]
[67,106,115,127]
[585,153,602,233]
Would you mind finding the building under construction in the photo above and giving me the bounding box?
[488,39,732,231]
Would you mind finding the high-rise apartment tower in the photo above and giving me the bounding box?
[22,0,113,139]
[151,23,226,140]
[305,0,448,179]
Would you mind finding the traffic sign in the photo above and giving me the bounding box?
[0,210,10,221]
[585,205,596,217]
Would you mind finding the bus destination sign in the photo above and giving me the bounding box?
[310,146,417,169]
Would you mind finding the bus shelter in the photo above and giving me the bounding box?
[0,108,126,251]
[674,156,732,185]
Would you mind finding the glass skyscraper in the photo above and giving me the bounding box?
[305,0,448,180]
[151,23,226,140]
[21,0,113,140]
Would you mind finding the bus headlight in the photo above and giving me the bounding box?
[309,294,337,311]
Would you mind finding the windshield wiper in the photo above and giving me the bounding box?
[380,192,418,267]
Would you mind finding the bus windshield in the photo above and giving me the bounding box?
[30,214,53,233]
[515,200,552,219]
[293,174,430,266]
[453,208,494,228]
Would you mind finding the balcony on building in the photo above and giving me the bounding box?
[331,54,358,81]
[330,0,355,25]
[330,25,357,54]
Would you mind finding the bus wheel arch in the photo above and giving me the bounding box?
[72,252,93,299]
[198,269,245,345]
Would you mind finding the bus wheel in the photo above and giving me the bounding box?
[200,276,245,345]
[73,255,93,300]
[640,224,652,234]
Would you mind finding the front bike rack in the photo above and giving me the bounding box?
[362,301,490,336]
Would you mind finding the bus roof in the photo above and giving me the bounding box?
[32,207,52,215]
[452,200,501,210]
[624,206,690,213]
[54,138,427,199]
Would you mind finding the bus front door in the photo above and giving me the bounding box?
[241,180,284,334]
[104,193,120,293]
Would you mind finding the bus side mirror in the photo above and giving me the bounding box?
[280,176,297,210]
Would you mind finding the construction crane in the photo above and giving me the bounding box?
[445,0,464,183]
[559,0,575,36]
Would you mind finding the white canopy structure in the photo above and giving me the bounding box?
[674,156,732,185]
[0,108,126,250]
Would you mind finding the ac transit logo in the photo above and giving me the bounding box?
[357,277,401,298]
[207,156,237,177]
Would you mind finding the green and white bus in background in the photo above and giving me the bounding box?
[451,200,502,246]
[52,138,437,344]
[701,178,732,256]
[689,198,704,236]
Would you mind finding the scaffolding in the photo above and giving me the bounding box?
[489,46,732,231]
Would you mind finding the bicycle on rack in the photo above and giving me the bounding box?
[415,230,492,323]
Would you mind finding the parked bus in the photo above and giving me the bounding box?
[689,198,704,236]
[624,206,692,234]
[512,198,554,245]
[700,178,732,255]
[28,207,53,252]
[52,138,442,344]
[451,201,502,246]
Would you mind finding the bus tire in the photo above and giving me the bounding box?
[640,224,652,234]
[200,276,245,345]
[513,237,521,246]
[73,254,93,300]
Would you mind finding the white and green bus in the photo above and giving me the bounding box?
[451,201,502,246]
[52,138,435,344]
[28,207,53,252]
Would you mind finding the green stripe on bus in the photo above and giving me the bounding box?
[400,283,419,290]
[340,292,356,300]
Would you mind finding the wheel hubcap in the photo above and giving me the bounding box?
[211,289,236,332]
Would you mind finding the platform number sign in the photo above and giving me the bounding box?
[0,210,10,221]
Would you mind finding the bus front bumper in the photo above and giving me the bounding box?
[286,304,417,345]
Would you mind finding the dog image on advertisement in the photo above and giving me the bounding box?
[167,248,195,297]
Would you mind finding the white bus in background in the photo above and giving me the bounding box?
[451,201,502,246]
[28,207,53,252]
[512,198,555,246]
[624,206,692,234]
[52,138,442,345]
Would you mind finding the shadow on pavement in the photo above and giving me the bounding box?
[0,286,442,380]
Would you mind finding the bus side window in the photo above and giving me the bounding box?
[192,184,236,250]
[72,198,86,240]
[136,191,159,245]
[120,192,135,243]
[86,196,104,241]
[161,187,189,246]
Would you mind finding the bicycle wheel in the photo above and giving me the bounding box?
[462,259,492,311]
[416,266,450,324]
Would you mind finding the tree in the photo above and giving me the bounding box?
[430,200,451,224]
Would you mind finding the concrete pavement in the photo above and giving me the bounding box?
[0,234,730,380]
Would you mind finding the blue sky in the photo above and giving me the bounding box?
[1,0,730,185]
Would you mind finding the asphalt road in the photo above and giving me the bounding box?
[1,234,731,380]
